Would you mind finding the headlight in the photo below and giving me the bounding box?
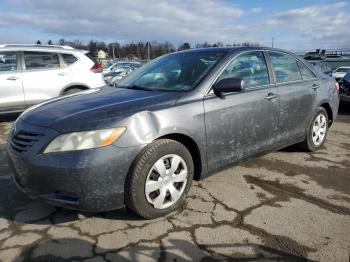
[43,127,126,154]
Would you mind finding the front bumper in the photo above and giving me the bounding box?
[7,118,143,212]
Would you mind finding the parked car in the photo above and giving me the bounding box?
[104,64,141,86]
[308,60,332,76]
[338,73,350,103]
[103,61,141,73]
[332,66,350,81]
[0,44,105,114]
[109,65,141,86]
[7,47,339,219]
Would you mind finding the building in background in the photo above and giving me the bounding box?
[98,50,107,60]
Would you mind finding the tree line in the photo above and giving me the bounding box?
[37,39,260,60]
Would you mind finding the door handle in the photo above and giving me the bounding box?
[7,76,19,81]
[312,83,320,90]
[266,93,278,100]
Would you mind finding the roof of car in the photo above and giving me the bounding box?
[0,44,88,53]
[176,46,296,55]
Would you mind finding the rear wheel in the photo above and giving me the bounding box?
[61,88,84,96]
[299,107,328,151]
[125,139,194,219]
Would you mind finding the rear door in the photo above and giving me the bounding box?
[204,51,279,171]
[21,51,72,107]
[0,51,25,112]
[268,51,317,145]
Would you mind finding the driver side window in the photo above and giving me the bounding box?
[219,51,270,88]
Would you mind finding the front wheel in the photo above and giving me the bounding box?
[125,139,194,219]
[299,107,329,152]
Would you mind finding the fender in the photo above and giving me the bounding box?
[115,110,203,148]
[114,108,207,175]
[59,83,90,96]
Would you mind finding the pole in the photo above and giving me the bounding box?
[148,42,150,61]
[272,37,274,48]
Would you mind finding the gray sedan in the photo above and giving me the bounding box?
[7,47,339,219]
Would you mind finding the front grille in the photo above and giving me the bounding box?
[10,131,42,153]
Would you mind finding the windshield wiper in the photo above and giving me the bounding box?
[121,85,153,91]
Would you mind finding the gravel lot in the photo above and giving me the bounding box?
[0,106,349,262]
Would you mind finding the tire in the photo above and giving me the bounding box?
[125,139,194,219]
[299,107,329,152]
[61,88,84,96]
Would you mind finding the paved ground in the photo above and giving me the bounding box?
[0,106,349,262]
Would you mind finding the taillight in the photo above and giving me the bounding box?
[90,63,103,73]
[334,81,339,93]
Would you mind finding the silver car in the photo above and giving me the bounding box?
[7,47,339,219]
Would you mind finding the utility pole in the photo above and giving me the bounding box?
[147,41,150,61]
[271,37,275,48]
[112,45,115,60]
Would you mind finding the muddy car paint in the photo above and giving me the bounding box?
[7,47,339,212]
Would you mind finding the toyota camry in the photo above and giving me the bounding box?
[7,47,339,219]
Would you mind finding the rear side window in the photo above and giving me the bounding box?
[61,53,78,65]
[321,62,332,72]
[85,52,98,64]
[0,51,17,72]
[24,51,60,70]
[219,51,270,88]
[269,52,302,83]
[298,62,315,80]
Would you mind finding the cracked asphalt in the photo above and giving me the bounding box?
[0,106,349,262]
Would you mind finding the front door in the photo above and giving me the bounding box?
[204,51,279,171]
[0,51,25,112]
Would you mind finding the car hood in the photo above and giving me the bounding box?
[20,87,182,132]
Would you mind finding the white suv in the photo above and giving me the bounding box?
[0,44,105,113]
[332,66,350,81]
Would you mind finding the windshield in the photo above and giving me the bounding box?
[117,51,227,91]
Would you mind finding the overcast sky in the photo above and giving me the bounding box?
[0,0,349,50]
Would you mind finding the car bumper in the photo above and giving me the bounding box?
[7,118,143,212]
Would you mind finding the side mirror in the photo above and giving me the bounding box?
[213,77,245,95]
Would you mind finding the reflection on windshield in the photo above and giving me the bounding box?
[117,51,226,91]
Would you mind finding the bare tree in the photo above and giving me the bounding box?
[58,38,66,46]
[178,42,191,51]
[52,38,260,60]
